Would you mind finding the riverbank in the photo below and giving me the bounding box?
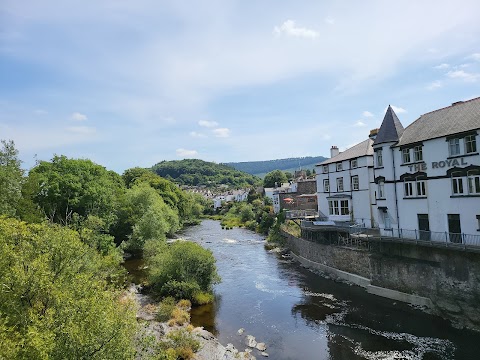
[128,284,267,359]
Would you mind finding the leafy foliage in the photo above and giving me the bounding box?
[151,159,259,188]
[0,217,137,359]
[263,169,288,188]
[146,241,220,301]
[28,155,125,227]
[0,140,24,217]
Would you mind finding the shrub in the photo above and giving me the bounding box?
[177,299,192,309]
[166,329,200,359]
[193,291,214,305]
[170,307,190,326]
[156,297,176,322]
[161,280,201,300]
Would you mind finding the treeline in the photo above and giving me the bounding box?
[151,159,260,188]
[224,156,327,176]
[0,140,217,359]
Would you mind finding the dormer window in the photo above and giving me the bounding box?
[336,162,343,171]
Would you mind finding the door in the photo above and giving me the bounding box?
[417,214,430,241]
[382,210,391,230]
[448,214,462,243]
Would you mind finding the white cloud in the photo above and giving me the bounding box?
[447,70,479,82]
[325,17,335,25]
[388,106,407,114]
[70,112,87,121]
[273,20,319,39]
[468,53,480,61]
[426,80,442,90]
[198,120,219,128]
[176,148,198,157]
[354,120,366,127]
[434,63,449,70]
[362,111,373,117]
[189,131,206,138]
[213,128,231,138]
[34,109,48,115]
[66,126,96,135]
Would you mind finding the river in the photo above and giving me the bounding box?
[128,220,480,359]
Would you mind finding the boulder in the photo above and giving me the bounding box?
[245,335,257,348]
[237,328,245,335]
[256,342,267,351]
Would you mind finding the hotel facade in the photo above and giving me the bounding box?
[316,97,480,244]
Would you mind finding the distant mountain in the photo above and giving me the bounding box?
[151,159,260,188]
[224,156,328,177]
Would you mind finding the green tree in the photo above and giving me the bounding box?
[263,169,288,188]
[28,156,125,227]
[0,217,137,359]
[284,171,293,180]
[146,241,220,301]
[121,183,180,253]
[0,140,24,217]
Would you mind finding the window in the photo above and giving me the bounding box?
[452,177,464,195]
[467,170,480,194]
[323,179,330,192]
[336,178,344,192]
[414,146,423,162]
[328,200,339,215]
[336,162,343,171]
[465,134,477,154]
[322,165,328,173]
[376,149,383,167]
[378,180,385,199]
[402,148,411,164]
[416,180,426,197]
[328,200,349,216]
[350,159,357,169]
[449,138,460,156]
[351,175,359,191]
[404,181,414,197]
[476,215,480,231]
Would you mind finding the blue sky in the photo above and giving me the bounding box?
[1,0,480,173]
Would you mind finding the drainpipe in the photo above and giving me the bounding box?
[391,146,401,235]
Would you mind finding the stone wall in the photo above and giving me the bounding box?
[283,232,371,279]
[296,179,316,194]
[283,230,480,331]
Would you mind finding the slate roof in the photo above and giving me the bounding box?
[396,97,480,147]
[373,106,404,146]
[318,138,374,165]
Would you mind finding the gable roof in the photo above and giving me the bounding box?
[373,106,404,146]
[319,138,373,165]
[396,97,480,147]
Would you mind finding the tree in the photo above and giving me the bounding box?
[28,156,125,227]
[120,183,180,253]
[146,241,220,301]
[263,169,288,188]
[0,217,137,359]
[284,171,293,180]
[0,140,24,217]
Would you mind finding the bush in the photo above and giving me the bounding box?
[166,329,200,359]
[177,299,192,309]
[193,291,214,305]
[146,241,220,301]
[169,307,190,326]
[161,281,201,300]
[156,297,176,322]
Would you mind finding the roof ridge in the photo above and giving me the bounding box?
[419,96,480,117]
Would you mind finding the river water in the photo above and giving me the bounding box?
[129,220,480,359]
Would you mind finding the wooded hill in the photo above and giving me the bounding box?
[151,159,260,188]
[224,156,328,178]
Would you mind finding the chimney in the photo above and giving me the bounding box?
[369,128,379,139]
[330,145,340,158]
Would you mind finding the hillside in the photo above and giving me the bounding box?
[151,159,260,188]
[225,156,328,177]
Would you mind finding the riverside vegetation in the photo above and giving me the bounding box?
[0,140,219,359]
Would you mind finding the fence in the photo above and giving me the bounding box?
[301,220,480,249]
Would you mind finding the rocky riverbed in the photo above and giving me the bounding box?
[129,284,268,359]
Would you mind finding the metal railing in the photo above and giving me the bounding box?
[301,221,480,249]
[285,209,317,219]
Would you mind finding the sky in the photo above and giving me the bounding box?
[1,0,480,173]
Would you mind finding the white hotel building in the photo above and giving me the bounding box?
[316,97,480,244]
